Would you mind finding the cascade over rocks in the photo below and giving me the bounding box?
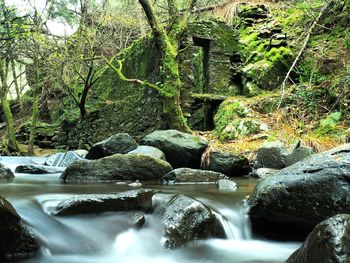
[45,151,83,167]
[15,164,65,174]
[141,130,208,169]
[286,214,350,263]
[52,189,157,216]
[248,144,350,239]
[60,154,172,182]
[86,133,138,160]
[201,150,251,177]
[162,194,225,248]
[0,163,14,179]
[163,168,228,183]
[0,196,39,261]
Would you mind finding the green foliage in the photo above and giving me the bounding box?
[313,112,345,137]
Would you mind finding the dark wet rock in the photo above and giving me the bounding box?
[286,214,350,263]
[128,145,166,160]
[202,151,251,177]
[163,168,227,184]
[250,168,278,179]
[60,154,172,182]
[162,194,225,248]
[53,189,157,216]
[141,129,208,168]
[45,151,83,167]
[0,163,14,179]
[15,165,65,174]
[0,196,39,261]
[218,179,237,191]
[86,133,138,160]
[254,141,288,169]
[286,146,315,167]
[248,144,350,239]
[132,212,146,228]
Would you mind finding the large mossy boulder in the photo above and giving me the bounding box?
[248,144,350,239]
[162,194,225,248]
[202,151,251,177]
[60,154,172,182]
[286,214,350,263]
[0,163,14,179]
[141,130,208,168]
[53,189,157,216]
[0,196,39,261]
[86,133,138,160]
[163,168,227,183]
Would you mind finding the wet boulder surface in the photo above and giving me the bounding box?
[141,129,208,169]
[248,144,350,239]
[127,145,166,160]
[0,163,14,179]
[86,133,138,160]
[254,140,288,169]
[162,194,225,248]
[0,196,39,261]
[286,214,350,263]
[162,168,228,183]
[52,189,157,216]
[60,154,172,182]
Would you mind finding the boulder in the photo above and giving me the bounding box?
[163,168,227,184]
[127,145,166,160]
[141,130,208,168]
[0,196,39,261]
[254,140,288,169]
[132,212,146,228]
[52,189,157,216]
[250,168,278,179]
[218,179,237,191]
[60,154,172,182]
[73,149,89,158]
[202,151,251,177]
[15,165,65,174]
[286,214,350,263]
[86,133,138,160]
[286,146,315,167]
[45,151,83,167]
[248,144,350,239]
[162,194,225,248]
[0,163,14,179]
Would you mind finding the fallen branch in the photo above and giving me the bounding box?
[278,0,335,109]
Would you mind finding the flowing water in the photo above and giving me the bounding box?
[0,157,299,263]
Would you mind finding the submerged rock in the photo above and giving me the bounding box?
[86,133,138,160]
[15,165,65,174]
[202,151,251,177]
[286,214,350,263]
[0,196,39,261]
[162,194,225,248]
[218,179,237,191]
[60,154,172,182]
[127,145,166,160]
[163,168,227,184]
[0,163,14,179]
[248,144,350,239]
[141,129,208,168]
[250,168,278,179]
[254,140,288,169]
[53,189,157,216]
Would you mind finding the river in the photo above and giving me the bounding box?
[0,157,299,263]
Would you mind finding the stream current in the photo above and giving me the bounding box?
[0,157,299,263]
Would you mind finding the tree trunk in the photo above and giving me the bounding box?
[11,59,23,111]
[163,94,191,132]
[0,59,19,152]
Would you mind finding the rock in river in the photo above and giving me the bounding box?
[0,195,39,261]
[141,129,208,168]
[248,144,350,239]
[53,189,157,216]
[60,154,172,182]
[127,145,166,160]
[86,133,138,160]
[162,168,227,184]
[162,194,225,248]
[0,163,14,179]
[254,140,288,169]
[286,214,350,263]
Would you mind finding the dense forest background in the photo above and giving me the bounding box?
[0,0,349,156]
